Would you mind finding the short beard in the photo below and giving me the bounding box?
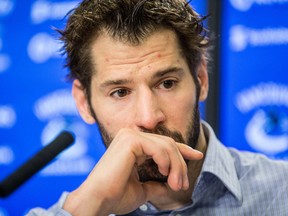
[88,101,201,184]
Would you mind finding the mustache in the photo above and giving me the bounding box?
[141,124,186,144]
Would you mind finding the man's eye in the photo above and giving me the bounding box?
[111,89,129,98]
[159,80,177,89]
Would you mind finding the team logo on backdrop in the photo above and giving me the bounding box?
[34,89,96,176]
[235,82,288,156]
[230,25,288,52]
[230,0,288,11]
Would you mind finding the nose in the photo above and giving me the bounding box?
[134,88,166,131]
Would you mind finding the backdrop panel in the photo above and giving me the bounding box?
[0,1,207,215]
[220,0,288,159]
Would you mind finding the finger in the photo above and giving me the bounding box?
[152,153,170,177]
[134,133,173,173]
[175,147,190,191]
[165,147,187,191]
[140,132,203,161]
[134,132,197,191]
[162,142,200,191]
[157,139,187,191]
[177,143,203,160]
[176,144,203,190]
[139,134,191,191]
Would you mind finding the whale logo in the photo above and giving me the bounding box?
[34,89,97,176]
[245,110,288,155]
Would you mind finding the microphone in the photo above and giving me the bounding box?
[0,131,75,198]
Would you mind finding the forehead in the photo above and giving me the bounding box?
[91,30,180,64]
[89,29,186,80]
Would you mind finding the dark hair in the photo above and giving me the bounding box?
[58,0,209,99]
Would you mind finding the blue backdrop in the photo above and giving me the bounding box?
[0,1,207,215]
[220,0,288,159]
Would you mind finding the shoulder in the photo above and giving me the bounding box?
[228,148,288,209]
[229,148,288,185]
[229,148,288,174]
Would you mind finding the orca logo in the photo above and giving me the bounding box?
[245,110,288,155]
[236,83,288,156]
[34,89,97,176]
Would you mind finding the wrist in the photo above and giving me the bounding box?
[63,189,111,216]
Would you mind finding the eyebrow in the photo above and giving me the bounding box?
[99,67,184,89]
[151,67,185,79]
[100,78,132,89]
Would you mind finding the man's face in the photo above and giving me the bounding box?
[73,29,208,183]
[97,101,200,183]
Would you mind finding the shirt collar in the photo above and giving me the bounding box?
[197,121,243,203]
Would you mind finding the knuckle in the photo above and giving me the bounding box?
[115,128,138,150]
[163,136,176,146]
[163,137,178,153]
[118,128,136,142]
[118,128,133,137]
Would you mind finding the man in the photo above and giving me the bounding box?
[28,0,288,215]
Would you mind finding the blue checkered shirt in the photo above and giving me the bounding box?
[27,122,288,216]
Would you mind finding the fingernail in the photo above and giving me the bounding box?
[193,149,203,158]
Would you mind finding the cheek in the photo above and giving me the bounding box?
[167,93,196,132]
[91,98,133,133]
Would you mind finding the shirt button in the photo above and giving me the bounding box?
[139,204,148,211]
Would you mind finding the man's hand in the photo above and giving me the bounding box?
[63,128,203,216]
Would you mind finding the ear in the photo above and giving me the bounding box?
[72,79,96,124]
[197,57,209,102]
